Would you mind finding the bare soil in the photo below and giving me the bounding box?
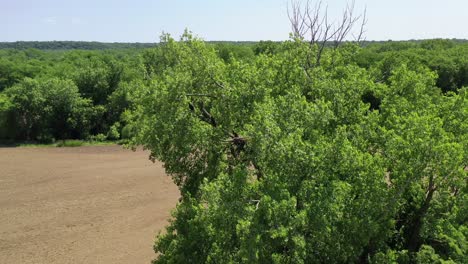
[0,145,179,264]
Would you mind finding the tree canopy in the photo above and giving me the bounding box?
[127,33,467,263]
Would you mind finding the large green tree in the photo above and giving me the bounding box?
[129,33,467,263]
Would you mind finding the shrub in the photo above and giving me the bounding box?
[107,122,120,140]
[88,133,106,142]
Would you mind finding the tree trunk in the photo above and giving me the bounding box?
[407,176,436,252]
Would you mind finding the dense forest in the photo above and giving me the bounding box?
[0,35,467,263]
[1,38,467,144]
[0,40,272,142]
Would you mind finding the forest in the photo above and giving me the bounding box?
[0,40,269,143]
[1,39,467,144]
[0,34,467,262]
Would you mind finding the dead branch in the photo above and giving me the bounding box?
[353,6,367,43]
[188,100,218,127]
[249,199,261,210]
[288,0,367,67]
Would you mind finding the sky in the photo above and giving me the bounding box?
[1,0,467,42]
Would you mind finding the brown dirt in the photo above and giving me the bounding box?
[0,145,179,264]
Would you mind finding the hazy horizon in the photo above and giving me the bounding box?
[3,0,468,42]
[1,38,468,44]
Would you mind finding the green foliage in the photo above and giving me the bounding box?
[128,34,467,263]
[0,49,51,91]
[0,46,150,141]
[357,40,468,93]
[213,42,255,63]
[107,122,121,140]
[2,78,92,140]
[0,93,14,139]
[253,40,281,55]
[89,133,107,142]
[120,115,137,141]
[67,53,124,105]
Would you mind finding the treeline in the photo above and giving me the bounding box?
[0,41,156,50]
[1,39,467,51]
[0,40,258,50]
[0,48,144,142]
[0,39,467,143]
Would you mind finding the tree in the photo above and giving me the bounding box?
[3,78,92,141]
[0,93,14,139]
[253,41,281,56]
[129,31,466,263]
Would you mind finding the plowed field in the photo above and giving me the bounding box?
[0,145,179,264]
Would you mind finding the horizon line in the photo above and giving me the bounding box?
[1,38,468,44]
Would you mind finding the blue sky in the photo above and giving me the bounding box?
[2,0,467,42]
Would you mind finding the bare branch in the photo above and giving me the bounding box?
[249,199,261,210]
[354,6,367,43]
[287,0,367,68]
